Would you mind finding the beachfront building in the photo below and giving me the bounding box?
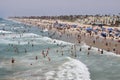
[76,15,120,27]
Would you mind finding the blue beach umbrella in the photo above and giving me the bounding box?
[93,30,98,32]
[101,32,107,37]
[86,27,93,32]
[107,28,113,31]
[115,33,120,37]
[72,25,77,28]
[107,28,113,33]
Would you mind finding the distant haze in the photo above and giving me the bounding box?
[0,0,120,18]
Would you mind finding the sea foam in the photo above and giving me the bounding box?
[45,57,91,80]
[0,30,12,33]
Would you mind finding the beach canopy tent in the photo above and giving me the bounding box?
[54,23,66,28]
[101,32,107,37]
[58,23,64,27]
[71,25,77,28]
[107,28,113,32]
[86,27,93,32]
[93,30,98,34]
[93,30,98,33]
[115,33,120,37]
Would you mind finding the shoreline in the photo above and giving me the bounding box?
[10,18,120,55]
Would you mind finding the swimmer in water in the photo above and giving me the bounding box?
[25,48,27,53]
[35,56,38,60]
[42,50,45,58]
[11,58,15,63]
[101,49,103,54]
[79,48,81,51]
[61,51,64,56]
[87,52,90,55]
[48,57,51,61]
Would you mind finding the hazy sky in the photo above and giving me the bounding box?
[0,0,120,17]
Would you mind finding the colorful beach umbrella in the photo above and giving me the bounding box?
[101,32,107,37]
[107,28,113,33]
[86,27,93,31]
[107,28,113,31]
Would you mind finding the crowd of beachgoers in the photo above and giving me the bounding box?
[2,17,118,64]
[9,18,120,56]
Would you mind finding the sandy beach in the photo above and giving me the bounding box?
[11,18,120,55]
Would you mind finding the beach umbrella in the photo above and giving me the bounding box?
[115,33,120,37]
[93,30,98,32]
[93,30,98,34]
[59,23,63,27]
[86,27,93,32]
[107,28,113,31]
[72,25,77,28]
[107,28,113,33]
[101,32,107,37]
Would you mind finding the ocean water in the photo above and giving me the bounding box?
[0,18,120,80]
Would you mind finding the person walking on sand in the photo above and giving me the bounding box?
[93,40,95,44]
